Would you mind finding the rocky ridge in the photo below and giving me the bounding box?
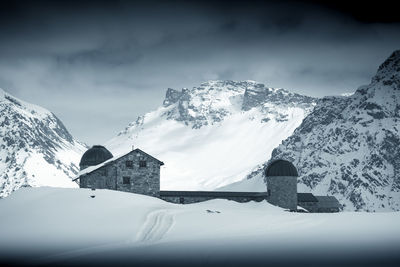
[246,50,400,211]
[0,89,87,197]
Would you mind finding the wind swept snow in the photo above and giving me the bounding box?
[0,188,399,266]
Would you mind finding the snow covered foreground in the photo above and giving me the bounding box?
[1,188,400,266]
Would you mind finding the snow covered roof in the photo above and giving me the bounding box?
[73,148,164,180]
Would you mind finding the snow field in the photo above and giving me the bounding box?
[107,107,306,191]
[1,187,399,265]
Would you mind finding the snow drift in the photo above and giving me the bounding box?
[0,187,399,266]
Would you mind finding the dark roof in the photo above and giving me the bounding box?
[265,159,299,177]
[315,196,341,208]
[79,145,113,169]
[160,191,268,198]
[297,193,318,202]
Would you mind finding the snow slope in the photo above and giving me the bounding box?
[106,80,316,190]
[0,187,399,266]
[240,50,400,211]
[0,89,87,197]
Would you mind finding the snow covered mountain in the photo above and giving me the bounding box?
[0,89,87,198]
[106,80,316,190]
[242,50,400,211]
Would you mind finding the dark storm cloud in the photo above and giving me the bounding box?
[0,0,399,144]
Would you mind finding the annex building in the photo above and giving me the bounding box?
[74,145,340,212]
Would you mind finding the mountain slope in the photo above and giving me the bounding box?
[106,80,316,190]
[243,50,400,211]
[0,89,87,197]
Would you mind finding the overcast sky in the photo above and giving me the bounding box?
[1,0,400,145]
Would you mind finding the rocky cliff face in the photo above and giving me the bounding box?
[0,89,87,198]
[159,81,315,129]
[248,50,400,211]
[107,80,316,190]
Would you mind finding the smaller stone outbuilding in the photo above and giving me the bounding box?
[314,196,341,212]
[265,159,341,212]
[298,193,341,213]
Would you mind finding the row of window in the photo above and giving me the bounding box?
[125,160,147,168]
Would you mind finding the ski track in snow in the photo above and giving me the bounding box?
[136,209,176,243]
[36,209,178,265]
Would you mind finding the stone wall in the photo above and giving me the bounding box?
[266,176,297,210]
[79,150,160,197]
[79,165,114,189]
[298,201,340,213]
[160,195,267,204]
[316,207,340,213]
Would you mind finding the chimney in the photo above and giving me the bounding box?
[132,145,134,151]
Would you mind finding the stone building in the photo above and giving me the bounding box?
[314,196,341,212]
[75,146,340,212]
[74,145,164,197]
[298,193,341,212]
[265,159,298,211]
[264,160,341,212]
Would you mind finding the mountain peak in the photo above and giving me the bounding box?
[198,80,264,90]
[160,80,317,127]
[373,50,400,82]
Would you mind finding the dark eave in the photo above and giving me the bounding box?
[297,193,318,202]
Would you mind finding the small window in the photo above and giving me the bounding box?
[139,160,147,168]
[126,161,133,168]
[123,177,130,184]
